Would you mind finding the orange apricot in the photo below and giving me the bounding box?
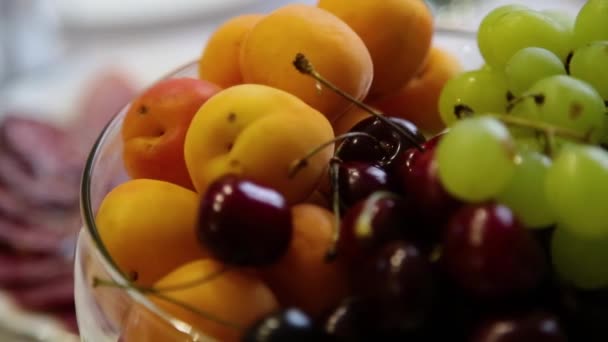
[240,4,373,122]
[261,204,350,317]
[121,78,220,190]
[304,189,331,209]
[332,105,372,136]
[318,0,434,98]
[95,179,209,286]
[198,14,263,88]
[373,46,463,134]
[124,259,278,342]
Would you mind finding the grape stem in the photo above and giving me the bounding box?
[293,53,424,151]
[490,113,592,143]
[91,266,242,331]
[288,132,379,178]
[325,157,342,262]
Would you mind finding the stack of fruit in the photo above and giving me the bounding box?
[93,0,608,341]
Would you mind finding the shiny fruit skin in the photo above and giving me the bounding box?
[198,14,262,88]
[441,203,546,299]
[338,192,410,264]
[471,312,567,342]
[337,161,394,208]
[96,179,209,285]
[395,135,461,240]
[197,175,292,266]
[354,241,435,334]
[318,0,434,97]
[336,116,425,169]
[121,78,220,189]
[184,84,334,204]
[243,308,329,342]
[240,4,373,121]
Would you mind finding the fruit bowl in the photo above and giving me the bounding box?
[74,27,481,340]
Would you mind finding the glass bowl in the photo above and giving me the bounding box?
[77,1,586,336]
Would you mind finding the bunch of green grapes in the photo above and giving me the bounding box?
[436,0,608,290]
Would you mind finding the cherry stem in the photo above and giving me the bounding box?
[293,53,424,151]
[325,157,342,262]
[91,266,242,331]
[490,113,591,143]
[288,132,379,178]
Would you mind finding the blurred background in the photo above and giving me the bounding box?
[0,0,583,125]
[0,0,587,341]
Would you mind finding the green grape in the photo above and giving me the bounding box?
[504,47,566,96]
[552,226,608,289]
[497,149,554,228]
[509,75,605,143]
[437,117,516,202]
[570,41,608,100]
[545,144,608,237]
[438,68,509,126]
[478,7,572,69]
[602,115,608,145]
[513,134,545,153]
[541,9,575,31]
[573,0,608,47]
[477,4,529,48]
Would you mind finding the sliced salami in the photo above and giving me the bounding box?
[0,219,72,254]
[0,253,72,286]
[9,274,74,310]
[0,116,81,178]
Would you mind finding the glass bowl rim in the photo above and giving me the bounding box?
[79,60,211,340]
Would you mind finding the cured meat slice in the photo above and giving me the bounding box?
[0,253,72,286]
[0,116,81,178]
[9,274,74,310]
[0,219,69,254]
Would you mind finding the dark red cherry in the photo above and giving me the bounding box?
[354,241,435,333]
[336,117,425,168]
[441,203,546,299]
[395,134,461,239]
[471,311,567,342]
[337,192,411,264]
[197,174,292,266]
[243,308,329,342]
[323,297,424,341]
[337,161,393,208]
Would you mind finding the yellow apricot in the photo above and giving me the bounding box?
[240,4,373,122]
[95,179,208,286]
[373,46,463,135]
[332,105,372,136]
[123,259,278,342]
[261,204,350,317]
[198,14,263,88]
[318,0,434,98]
[184,84,334,204]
